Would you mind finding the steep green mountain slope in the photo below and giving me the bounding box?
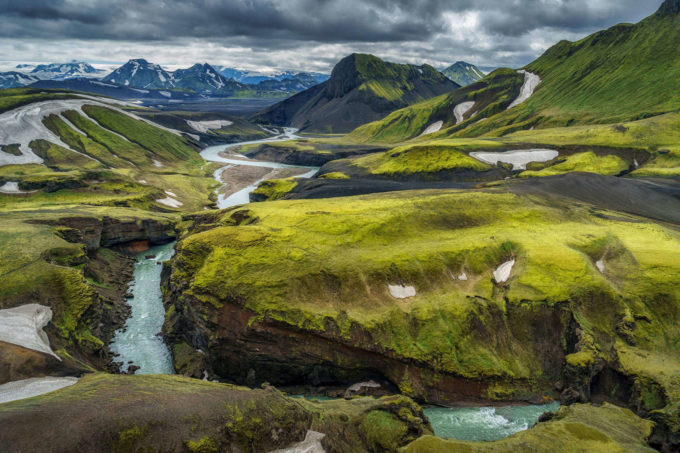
[347,0,680,145]
[442,61,485,86]
[251,53,459,133]
[347,68,523,143]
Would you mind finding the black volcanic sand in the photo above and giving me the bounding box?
[285,173,680,226]
[508,173,680,225]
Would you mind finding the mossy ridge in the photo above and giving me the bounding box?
[402,403,655,452]
[168,189,680,406]
[0,373,429,453]
[251,178,299,201]
[350,142,495,176]
[520,151,629,177]
[0,87,79,114]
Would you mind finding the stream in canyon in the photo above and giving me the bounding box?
[110,242,176,374]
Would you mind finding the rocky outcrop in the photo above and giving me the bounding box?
[0,373,431,453]
[42,216,177,251]
[241,143,387,167]
[0,341,81,385]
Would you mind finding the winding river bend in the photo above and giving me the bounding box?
[201,127,319,209]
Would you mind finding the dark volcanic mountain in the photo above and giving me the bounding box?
[251,53,460,133]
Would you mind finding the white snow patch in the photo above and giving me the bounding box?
[469,149,558,170]
[419,121,443,137]
[458,272,468,281]
[507,70,541,110]
[388,284,416,299]
[596,260,606,274]
[156,197,183,208]
[139,179,147,184]
[346,380,381,394]
[153,159,163,168]
[164,190,177,197]
[159,91,172,98]
[187,119,234,133]
[0,377,78,405]
[91,81,118,88]
[0,304,59,358]
[187,133,200,141]
[494,259,515,283]
[0,181,35,194]
[270,431,326,453]
[453,101,476,125]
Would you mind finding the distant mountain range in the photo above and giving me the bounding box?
[30,61,107,80]
[0,72,39,89]
[252,53,460,133]
[214,67,329,85]
[441,61,485,86]
[0,59,331,98]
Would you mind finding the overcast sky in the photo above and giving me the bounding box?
[0,0,662,73]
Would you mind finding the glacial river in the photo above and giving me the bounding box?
[110,242,176,374]
[200,127,318,209]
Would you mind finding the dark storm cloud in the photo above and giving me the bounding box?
[0,0,657,42]
[0,0,663,70]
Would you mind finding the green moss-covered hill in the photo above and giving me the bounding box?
[165,187,680,444]
[0,373,431,452]
[251,53,459,133]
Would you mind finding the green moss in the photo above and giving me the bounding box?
[566,351,597,368]
[113,425,149,453]
[352,142,493,175]
[170,188,680,401]
[520,152,629,177]
[360,411,408,451]
[251,178,298,201]
[185,437,218,453]
[319,172,350,179]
